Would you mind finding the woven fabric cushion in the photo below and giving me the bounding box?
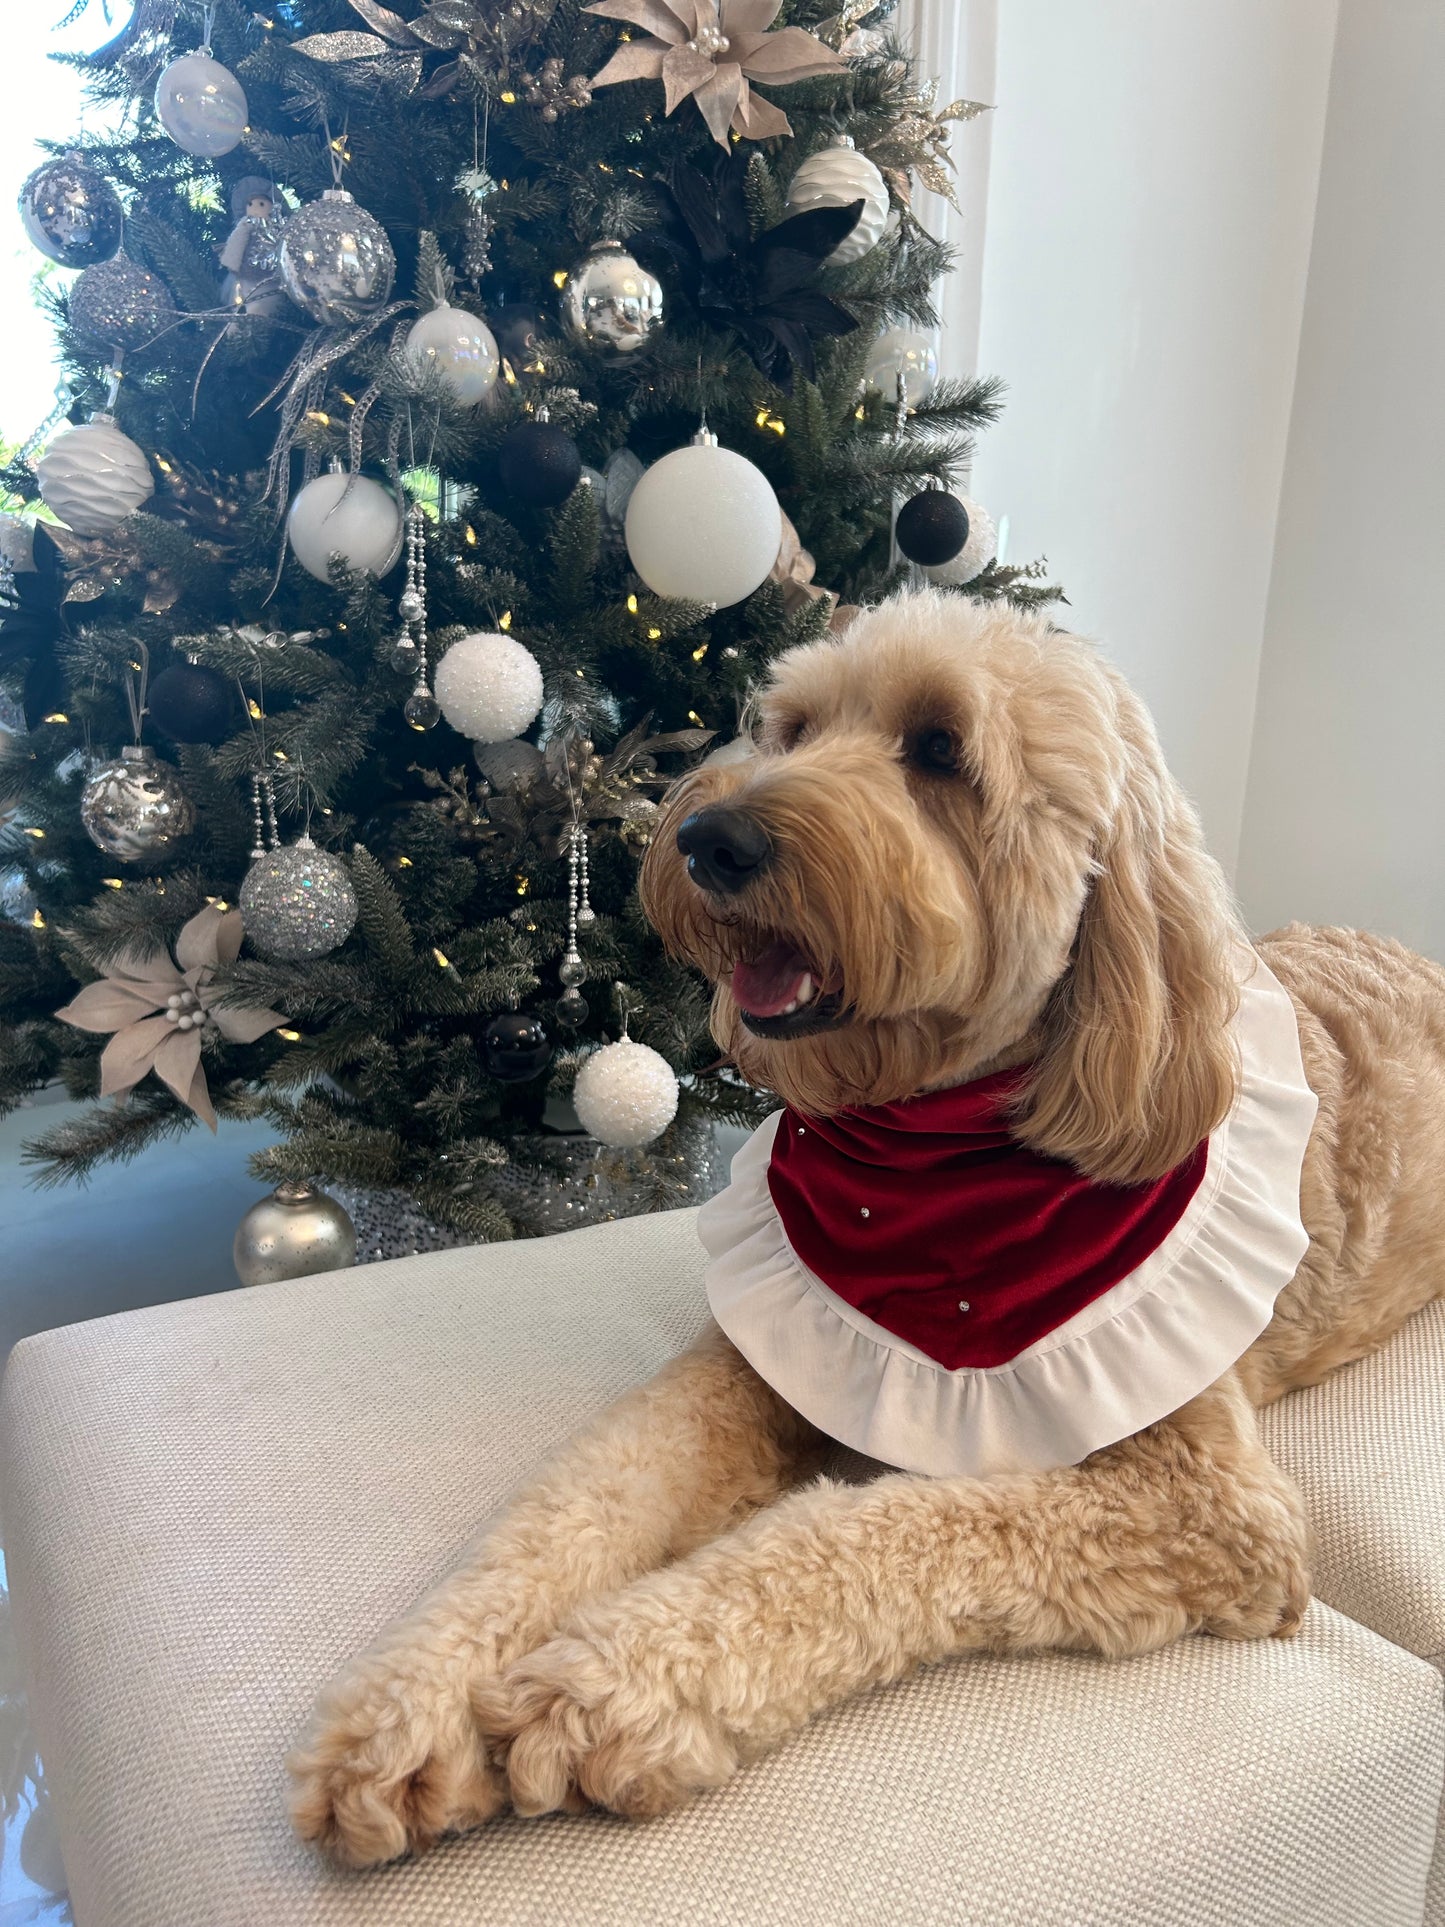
[1259,1299,1445,1665]
[4,1209,1444,1927]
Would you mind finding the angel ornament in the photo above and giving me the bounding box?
[221,177,289,316]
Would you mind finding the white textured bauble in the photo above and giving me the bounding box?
[405,304,500,406]
[435,632,544,744]
[286,470,403,582]
[240,835,358,961]
[862,326,940,407]
[154,48,248,158]
[37,416,154,536]
[572,1040,680,1149]
[625,440,783,609]
[233,1181,357,1287]
[784,140,890,266]
[922,495,998,587]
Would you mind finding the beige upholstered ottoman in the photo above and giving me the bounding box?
[4,1207,1444,1927]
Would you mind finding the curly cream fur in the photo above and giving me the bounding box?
[289,588,1445,1862]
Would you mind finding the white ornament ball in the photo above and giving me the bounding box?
[286,471,404,583]
[625,441,782,609]
[862,326,940,408]
[573,1040,680,1149]
[37,416,154,536]
[405,304,500,407]
[154,49,248,158]
[922,496,998,587]
[784,140,890,266]
[434,632,544,744]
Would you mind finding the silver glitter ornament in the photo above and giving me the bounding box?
[277,189,396,326]
[69,256,174,352]
[239,835,358,961]
[233,1179,357,1286]
[562,240,664,358]
[80,745,194,862]
[20,153,123,269]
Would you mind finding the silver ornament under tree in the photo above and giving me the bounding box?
[233,1180,357,1286]
[80,745,195,862]
[562,240,664,358]
[277,188,396,326]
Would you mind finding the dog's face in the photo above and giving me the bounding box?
[641,589,1240,1182]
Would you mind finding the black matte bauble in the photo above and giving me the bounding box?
[894,490,970,567]
[498,421,582,509]
[484,1011,553,1082]
[146,661,233,744]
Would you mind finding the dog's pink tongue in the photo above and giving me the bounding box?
[732,941,812,1018]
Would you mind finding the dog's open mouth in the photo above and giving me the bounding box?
[730,939,849,1040]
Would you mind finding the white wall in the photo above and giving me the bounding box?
[956,0,1338,874]
[1236,0,1445,959]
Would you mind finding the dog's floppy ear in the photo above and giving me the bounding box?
[1013,677,1240,1185]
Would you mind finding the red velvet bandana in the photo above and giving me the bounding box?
[767,1073,1209,1370]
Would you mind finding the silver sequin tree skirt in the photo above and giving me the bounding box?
[332,1112,731,1262]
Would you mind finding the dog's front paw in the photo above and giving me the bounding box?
[288,1646,505,1867]
[472,1633,740,1820]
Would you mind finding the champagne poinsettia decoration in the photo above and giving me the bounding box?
[584,0,844,146]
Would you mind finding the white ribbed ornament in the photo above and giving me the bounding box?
[572,1040,680,1148]
[36,416,154,536]
[434,632,544,743]
[922,497,998,586]
[784,139,890,266]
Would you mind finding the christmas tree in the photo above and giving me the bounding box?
[0,0,1058,1251]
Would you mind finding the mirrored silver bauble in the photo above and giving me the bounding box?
[69,256,175,352]
[239,835,358,961]
[154,48,248,158]
[36,415,154,537]
[562,240,663,358]
[80,745,195,862]
[233,1180,357,1286]
[277,189,396,326]
[19,153,123,269]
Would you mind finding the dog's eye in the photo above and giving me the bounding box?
[909,729,959,774]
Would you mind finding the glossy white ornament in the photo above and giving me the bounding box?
[624,435,782,609]
[286,470,404,582]
[922,495,998,587]
[154,48,248,159]
[434,632,544,744]
[862,326,940,407]
[572,1039,680,1148]
[404,304,500,406]
[784,139,890,266]
[37,415,154,536]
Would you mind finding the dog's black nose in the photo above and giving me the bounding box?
[676,808,772,895]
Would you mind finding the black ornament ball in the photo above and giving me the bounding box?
[498,421,582,509]
[895,490,971,568]
[146,661,233,744]
[484,1011,553,1083]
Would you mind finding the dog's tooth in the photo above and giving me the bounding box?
[796,973,815,1006]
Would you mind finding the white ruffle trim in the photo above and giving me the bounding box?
[698,948,1318,1479]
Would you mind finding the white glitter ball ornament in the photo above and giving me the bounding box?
[784,139,890,266]
[286,470,404,582]
[922,496,998,587]
[624,434,782,609]
[404,304,500,407]
[572,1039,680,1149]
[37,415,154,536]
[154,48,249,158]
[862,326,940,407]
[434,632,544,744]
[239,836,358,961]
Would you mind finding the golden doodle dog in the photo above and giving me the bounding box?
[289,587,1445,1867]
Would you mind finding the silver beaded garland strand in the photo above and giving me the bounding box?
[249,768,281,859]
[394,501,441,731]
